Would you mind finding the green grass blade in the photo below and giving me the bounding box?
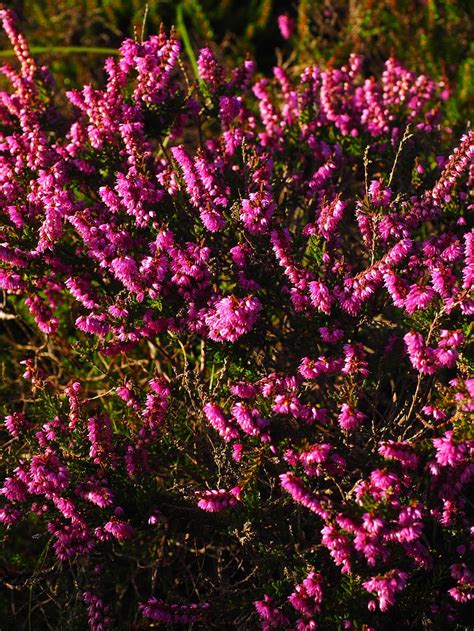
[0,46,120,57]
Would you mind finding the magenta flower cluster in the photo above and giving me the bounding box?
[0,7,472,629]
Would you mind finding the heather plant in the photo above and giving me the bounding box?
[292,0,473,120]
[0,6,473,630]
[2,1,472,122]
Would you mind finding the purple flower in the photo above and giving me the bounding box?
[280,472,332,519]
[103,518,134,541]
[255,594,289,628]
[433,431,468,467]
[196,486,241,512]
[205,295,261,342]
[140,598,209,624]
[288,570,324,617]
[363,570,408,611]
[338,403,366,431]
[4,412,29,438]
[204,403,239,442]
[277,14,294,40]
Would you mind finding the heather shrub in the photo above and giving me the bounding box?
[0,7,473,630]
[3,1,472,121]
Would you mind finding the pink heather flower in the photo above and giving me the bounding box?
[171,145,226,232]
[141,378,170,430]
[432,431,468,467]
[229,381,258,398]
[115,382,139,409]
[363,570,408,611]
[75,477,114,508]
[0,504,22,525]
[280,472,332,519]
[255,594,289,628]
[0,6,38,80]
[362,512,385,535]
[4,411,29,438]
[338,403,366,430]
[295,618,318,630]
[272,392,302,418]
[422,405,447,420]
[299,355,342,380]
[342,343,369,378]
[369,180,392,208]
[108,304,129,318]
[0,269,26,292]
[449,585,474,603]
[86,487,114,508]
[196,486,241,512]
[197,47,224,90]
[431,131,474,203]
[232,442,243,462]
[1,475,28,502]
[140,598,209,624]
[321,524,352,573]
[83,592,112,631]
[385,238,413,265]
[355,469,400,505]
[65,276,98,309]
[462,230,474,290]
[277,14,294,40]
[103,518,134,541]
[47,520,95,560]
[378,441,419,469]
[20,359,46,384]
[438,329,464,348]
[288,570,324,617]
[299,357,320,380]
[219,95,241,126]
[317,198,346,240]
[433,347,458,368]
[404,284,435,314]
[448,563,474,603]
[28,451,69,498]
[76,313,111,337]
[51,495,82,523]
[205,295,261,342]
[148,509,162,525]
[87,416,113,463]
[240,191,275,234]
[319,326,344,344]
[231,402,268,436]
[110,256,143,294]
[465,379,474,406]
[450,378,474,412]
[229,244,247,268]
[353,522,389,566]
[308,281,333,314]
[203,403,239,442]
[394,505,424,543]
[65,381,82,427]
[404,331,437,375]
[25,295,58,334]
[298,443,332,467]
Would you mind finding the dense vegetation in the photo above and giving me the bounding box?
[0,3,473,629]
